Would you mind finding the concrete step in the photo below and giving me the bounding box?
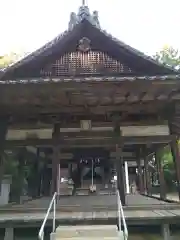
[52,233,125,240]
[54,238,122,240]
[55,225,119,238]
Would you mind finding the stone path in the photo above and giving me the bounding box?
[0,208,180,224]
[0,194,179,226]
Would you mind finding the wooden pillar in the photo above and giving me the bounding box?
[17,149,26,202]
[144,155,151,196]
[0,117,9,193]
[124,161,130,194]
[4,227,14,240]
[51,123,60,195]
[170,138,180,200]
[115,145,125,205]
[41,161,50,196]
[143,161,146,193]
[136,149,144,194]
[155,148,166,200]
[162,224,171,240]
[29,148,41,198]
[36,148,43,197]
[137,157,143,194]
[32,148,42,198]
[113,117,125,205]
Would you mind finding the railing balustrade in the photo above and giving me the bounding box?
[38,192,57,240]
[117,190,128,239]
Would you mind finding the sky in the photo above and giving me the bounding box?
[0,0,180,56]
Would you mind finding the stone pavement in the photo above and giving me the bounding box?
[153,193,180,202]
[4,194,173,212]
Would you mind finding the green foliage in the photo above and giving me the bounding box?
[3,151,19,176]
[3,149,32,202]
[154,45,180,70]
[159,146,176,189]
[3,151,21,201]
[154,46,180,187]
[0,53,17,69]
[161,146,173,166]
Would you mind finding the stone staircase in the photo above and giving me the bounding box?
[51,225,125,240]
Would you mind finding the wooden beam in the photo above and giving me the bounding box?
[127,93,144,103]
[0,101,166,115]
[9,117,168,129]
[6,124,170,140]
[0,79,179,113]
[4,135,175,148]
[171,93,180,100]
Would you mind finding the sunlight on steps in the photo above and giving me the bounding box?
[51,225,125,240]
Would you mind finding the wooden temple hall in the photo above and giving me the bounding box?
[1,3,180,206]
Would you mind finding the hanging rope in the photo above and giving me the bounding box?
[91,158,94,186]
[90,158,96,192]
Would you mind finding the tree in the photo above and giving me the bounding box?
[0,51,27,70]
[154,45,180,70]
[154,47,180,188]
[160,146,176,188]
[0,53,17,69]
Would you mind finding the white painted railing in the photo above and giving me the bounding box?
[38,192,57,240]
[116,190,128,240]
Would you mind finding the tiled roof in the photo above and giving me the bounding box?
[1,4,177,78]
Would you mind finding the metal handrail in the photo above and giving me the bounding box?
[116,190,128,240]
[38,192,57,240]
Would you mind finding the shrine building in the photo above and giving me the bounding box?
[0,3,180,205]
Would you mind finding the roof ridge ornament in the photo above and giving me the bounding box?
[82,0,86,6]
[68,2,100,30]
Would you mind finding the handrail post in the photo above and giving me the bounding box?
[117,190,121,231]
[53,196,56,232]
[38,192,57,240]
[116,190,128,239]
